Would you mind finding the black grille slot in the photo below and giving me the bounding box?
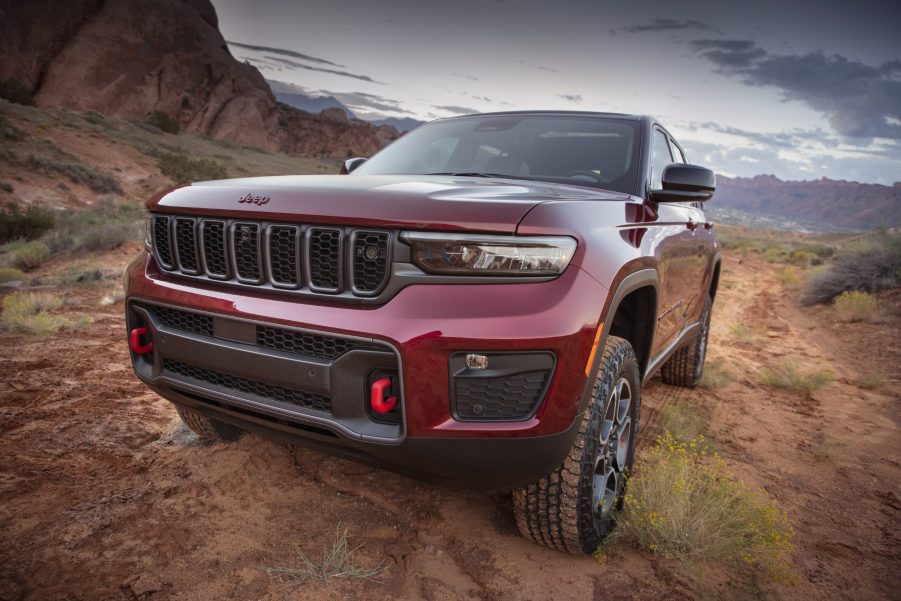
[152,215,173,269]
[268,225,301,287]
[308,228,342,291]
[256,325,359,359]
[201,220,228,278]
[163,359,331,412]
[352,231,390,294]
[152,305,214,336]
[454,370,549,420]
[232,222,261,282]
[174,218,199,274]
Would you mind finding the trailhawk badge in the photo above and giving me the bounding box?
[238,193,270,206]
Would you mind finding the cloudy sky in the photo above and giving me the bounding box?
[211,0,901,184]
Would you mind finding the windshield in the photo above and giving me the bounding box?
[354,114,641,195]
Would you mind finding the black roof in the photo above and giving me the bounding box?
[439,110,646,122]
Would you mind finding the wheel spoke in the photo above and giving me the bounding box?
[613,417,631,472]
[615,378,631,425]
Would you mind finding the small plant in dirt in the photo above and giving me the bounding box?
[833,290,881,323]
[777,266,801,288]
[0,114,27,141]
[729,323,755,344]
[854,372,883,390]
[9,240,50,271]
[145,111,181,134]
[158,152,227,184]
[0,204,56,243]
[802,231,901,305]
[1,291,89,335]
[761,361,834,395]
[699,357,732,389]
[0,267,27,283]
[42,198,143,253]
[259,525,386,585]
[24,153,123,194]
[657,399,714,447]
[611,433,794,582]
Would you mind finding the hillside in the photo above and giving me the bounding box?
[0,0,398,159]
[716,175,900,231]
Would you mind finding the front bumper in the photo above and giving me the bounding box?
[125,252,608,487]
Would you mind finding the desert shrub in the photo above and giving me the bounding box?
[0,267,27,283]
[802,231,901,305]
[657,399,713,446]
[855,372,883,390]
[612,433,794,581]
[145,111,181,134]
[0,181,13,193]
[10,241,50,270]
[0,204,56,243]
[0,114,27,141]
[761,361,834,394]
[42,199,142,252]
[789,250,820,266]
[700,358,732,389]
[158,152,227,183]
[777,266,800,288]
[0,78,35,106]
[729,323,755,344]
[833,290,880,323]
[2,291,67,335]
[25,154,123,194]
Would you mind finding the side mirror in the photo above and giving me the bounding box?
[340,157,368,174]
[650,164,716,203]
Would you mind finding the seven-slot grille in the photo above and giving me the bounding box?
[151,215,391,297]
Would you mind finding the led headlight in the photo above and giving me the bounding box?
[402,232,576,276]
[143,213,153,252]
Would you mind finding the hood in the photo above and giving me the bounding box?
[150,174,628,233]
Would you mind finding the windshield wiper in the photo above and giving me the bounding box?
[425,172,535,181]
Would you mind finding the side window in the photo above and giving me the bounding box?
[649,130,673,190]
[669,139,686,163]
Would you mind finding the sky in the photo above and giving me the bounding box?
[211,0,901,184]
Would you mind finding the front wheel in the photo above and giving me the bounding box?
[512,335,641,554]
[176,406,244,442]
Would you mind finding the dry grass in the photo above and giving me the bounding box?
[777,266,801,289]
[761,361,835,395]
[259,525,386,585]
[0,267,27,283]
[1,291,88,335]
[9,241,50,271]
[729,324,756,344]
[657,399,713,447]
[802,231,901,305]
[833,290,881,323]
[855,372,883,390]
[611,433,794,582]
[700,357,733,389]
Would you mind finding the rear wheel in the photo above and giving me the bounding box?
[512,335,641,554]
[176,406,244,442]
[660,293,712,387]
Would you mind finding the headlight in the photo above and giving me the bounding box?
[143,213,153,252]
[402,232,577,276]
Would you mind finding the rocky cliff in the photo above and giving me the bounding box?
[716,175,901,231]
[0,0,397,158]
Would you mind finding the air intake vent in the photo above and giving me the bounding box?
[152,215,173,269]
[307,228,342,292]
[267,225,301,288]
[174,218,199,274]
[200,220,228,278]
[232,222,262,282]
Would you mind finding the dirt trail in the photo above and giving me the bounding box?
[1,250,898,601]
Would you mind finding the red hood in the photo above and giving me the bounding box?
[149,174,629,233]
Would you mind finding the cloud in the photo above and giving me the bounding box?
[452,72,480,81]
[558,94,582,103]
[691,40,901,138]
[518,60,558,73]
[433,105,479,115]
[263,56,382,84]
[330,91,405,115]
[228,41,343,67]
[617,18,715,34]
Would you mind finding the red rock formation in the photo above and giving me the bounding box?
[0,0,398,158]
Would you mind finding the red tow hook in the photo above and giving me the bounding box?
[129,326,154,355]
[370,377,397,414]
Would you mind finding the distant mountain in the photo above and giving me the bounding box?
[714,175,901,231]
[368,117,424,132]
[274,91,356,119]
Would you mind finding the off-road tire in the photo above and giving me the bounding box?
[512,335,641,554]
[660,293,712,387]
[176,406,244,442]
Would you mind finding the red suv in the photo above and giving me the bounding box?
[126,111,720,554]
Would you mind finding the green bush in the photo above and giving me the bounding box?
[158,152,227,183]
[833,290,880,323]
[11,241,50,270]
[0,204,56,243]
[25,154,123,194]
[145,111,181,134]
[0,78,35,106]
[611,433,794,582]
[1,291,87,336]
[42,198,142,253]
[0,267,27,283]
[761,361,834,394]
[802,231,901,305]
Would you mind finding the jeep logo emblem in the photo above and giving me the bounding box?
[239,193,270,206]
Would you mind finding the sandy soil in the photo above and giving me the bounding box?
[1,248,898,601]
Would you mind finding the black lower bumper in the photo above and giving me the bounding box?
[150,382,582,490]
